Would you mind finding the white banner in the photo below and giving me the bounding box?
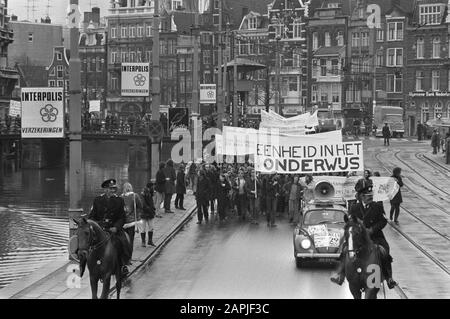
[309,176,399,202]
[260,110,319,133]
[21,87,64,138]
[9,100,21,117]
[121,63,150,97]
[200,84,216,104]
[255,137,363,174]
[89,100,101,113]
[217,127,343,156]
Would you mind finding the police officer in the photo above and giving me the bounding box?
[88,179,132,276]
[330,186,397,289]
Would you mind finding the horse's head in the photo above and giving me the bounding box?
[345,215,370,259]
[73,217,99,277]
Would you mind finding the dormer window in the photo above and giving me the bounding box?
[248,17,257,30]
[419,4,443,25]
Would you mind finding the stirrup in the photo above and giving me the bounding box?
[387,278,397,289]
[330,273,345,286]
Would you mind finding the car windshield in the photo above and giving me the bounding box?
[303,210,346,225]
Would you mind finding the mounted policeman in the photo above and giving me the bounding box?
[88,179,132,276]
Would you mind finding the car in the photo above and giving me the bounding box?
[293,201,348,268]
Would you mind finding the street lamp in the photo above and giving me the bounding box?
[275,35,281,115]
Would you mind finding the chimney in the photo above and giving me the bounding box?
[242,7,249,18]
[92,7,100,24]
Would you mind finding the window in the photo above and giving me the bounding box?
[320,59,327,76]
[121,51,128,62]
[49,80,56,87]
[352,32,359,47]
[346,83,353,102]
[49,67,55,76]
[324,32,331,47]
[179,77,185,93]
[332,84,340,103]
[57,52,62,61]
[145,50,152,63]
[160,40,166,55]
[57,65,64,78]
[337,31,344,46]
[361,32,369,46]
[186,58,192,71]
[376,29,384,42]
[275,24,283,38]
[432,37,440,58]
[419,4,443,25]
[203,50,211,65]
[111,27,117,38]
[434,102,443,118]
[415,71,424,91]
[121,26,127,38]
[416,37,424,59]
[57,80,64,87]
[28,33,33,42]
[248,41,256,55]
[312,32,319,50]
[129,26,136,38]
[432,70,440,91]
[351,58,360,73]
[137,26,144,37]
[312,84,318,103]
[111,51,118,63]
[146,25,152,37]
[129,51,136,62]
[201,33,211,44]
[362,59,370,73]
[387,73,402,93]
[248,17,257,30]
[179,59,185,72]
[387,48,403,67]
[293,53,300,68]
[293,19,302,39]
[172,0,182,10]
[111,76,118,91]
[376,52,384,67]
[387,21,403,41]
[289,77,298,91]
[331,59,339,75]
[214,0,219,9]
[96,58,102,72]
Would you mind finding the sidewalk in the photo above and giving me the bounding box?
[0,193,197,299]
[422,150,449,166]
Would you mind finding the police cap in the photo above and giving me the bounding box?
[102,179,117,189]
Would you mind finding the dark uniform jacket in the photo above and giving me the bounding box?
[163,166,177,194]
[349,202,388,248]
[89,194,126,230]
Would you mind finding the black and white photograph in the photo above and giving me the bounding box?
[0,0,449,308]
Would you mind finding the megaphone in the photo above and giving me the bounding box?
[314,181,335,200]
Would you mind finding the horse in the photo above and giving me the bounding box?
[74,217,123,299]
[343,216,384,299]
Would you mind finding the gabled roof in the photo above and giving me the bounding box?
[313,45,346,57]
[16,64,49,87]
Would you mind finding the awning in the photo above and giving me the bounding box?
[0,71,20,80]
[222,58,266,72]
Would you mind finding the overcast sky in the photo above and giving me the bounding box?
[8,0,110,25]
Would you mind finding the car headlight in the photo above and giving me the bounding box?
[300,238,311,250]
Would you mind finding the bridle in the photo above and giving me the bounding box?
[347,225,363,257]
[79,223,111,254]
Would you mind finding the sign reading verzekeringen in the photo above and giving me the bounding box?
[200,84,216,104]
[121,63,150,97]
[21,87,64,138]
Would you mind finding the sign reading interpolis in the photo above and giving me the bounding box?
[200,84,216,104]
[21,87,64,138]
[121,63,150,97]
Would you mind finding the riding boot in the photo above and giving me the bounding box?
[330,250,346,286]
[147,231,156,247]
[383,255,397,289]
[140,233,146,247]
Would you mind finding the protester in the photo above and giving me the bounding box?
[121,182,143,259]
[431,129,440,154]
[155,162,166,218]
[234,171,248,221]
[288,175,303,224]
[175,164,186,210]
[139,182,156,247]
[163,159,177,214]
[217,173,231,223]
[390,167,404,224]
[246,170,258,225]
[195,168,210,224]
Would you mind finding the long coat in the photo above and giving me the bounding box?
[431,133,440,147]
[390,176,403,204]
[349,201,388,248]
[89,194,126,229]
[163,166,177,194]
[382,126,390,138]
[140,189,155,220]
[155,169,166,193]
[176,170,186,194]
[195,175,211,203]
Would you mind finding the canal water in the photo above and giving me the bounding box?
[0,140,150,289]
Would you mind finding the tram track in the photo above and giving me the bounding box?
[373,150,450,277]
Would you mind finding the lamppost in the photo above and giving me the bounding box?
[275,35,281,115]
[151,0,161,178]
[67,0,83,251]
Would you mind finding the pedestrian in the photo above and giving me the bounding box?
[266,175,280,227]
[353,118,361,138]
[121,182,142,259]
[288,176,303,224]
[431,129,440,154]
[139,182,156,247]
[88,179,131,276]
[382,123,390,146]
[217,173,231,222]
[246,170,258,225]
[195,169,210,224]
[163,159,176,214]
[355,169,373,203]
[206,164,219,217]
[175,164,186,210]
[417,121,423,141]
[155,162,166,218]
[234,170,247,221]
[390,167,403,224]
